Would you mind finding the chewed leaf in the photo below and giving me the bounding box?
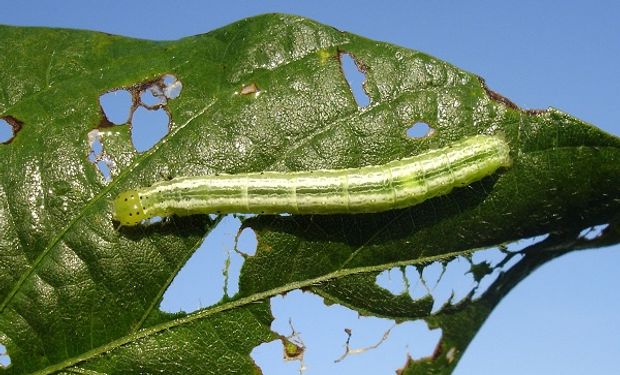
[0,14,618,375]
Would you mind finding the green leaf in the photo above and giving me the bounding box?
[0,14,618,374]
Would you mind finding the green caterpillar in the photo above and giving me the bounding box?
[112,134,511,226]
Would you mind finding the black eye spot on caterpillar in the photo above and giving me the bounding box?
[112,135,511,227]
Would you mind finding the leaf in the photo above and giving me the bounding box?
[0,14,618,374]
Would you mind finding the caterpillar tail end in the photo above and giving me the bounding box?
[112,190,145,227]
[492,132,513,169]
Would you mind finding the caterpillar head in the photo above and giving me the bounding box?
[112,190,145,226]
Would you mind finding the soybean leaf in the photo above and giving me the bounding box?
[0,14,618,374]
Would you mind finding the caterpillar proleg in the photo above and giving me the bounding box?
[112,135,511,226]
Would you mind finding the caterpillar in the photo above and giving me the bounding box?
[112,134,511,226]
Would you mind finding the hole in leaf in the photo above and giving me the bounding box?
[578,224,609,240]
[472,248,506,268]
[375,268,407,295]
[0,343,10,368]
[87,129,112,182]
[377,252,525,311]
[95,161,112,181]
[0,118,13,144]
[420,262,442,289]
[161,215,244,312]
[140,87,165,108]
[130,107,169,153]
[428,257,475,312]
[252,291,441,374]
[0,116,23,144]
[503,233,549,252]
[377,235,554,310]
[162,74,183,99]
[222,226,258,297]
[99,89,132,125]
[472,270,501,300]
[340,53,370,108]
[404,267,426,300]
[468,235,549,298]
[236,227,257,256]
[470,249,524,299]
[406,122,434,139]
[88,131,103,157]
[500,253,524,271]
[382,259,478,314]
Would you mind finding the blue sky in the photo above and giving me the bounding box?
[1,1,618,374]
